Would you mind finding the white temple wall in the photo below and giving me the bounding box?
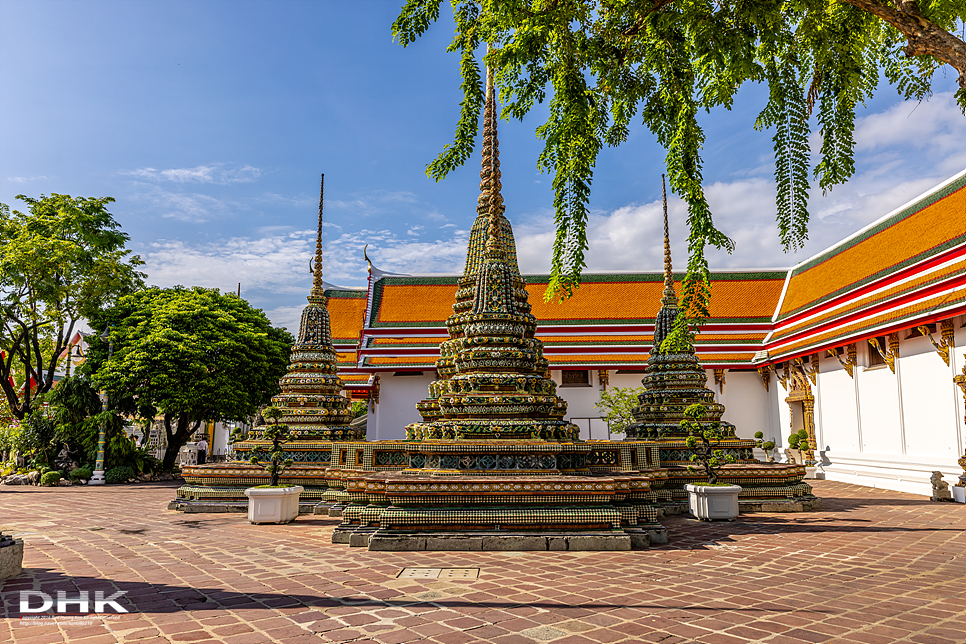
[712,370,776,442]
[816,315,965,498]
[856,363,904,454]
[814,357,860,454]
[369,372,436,441]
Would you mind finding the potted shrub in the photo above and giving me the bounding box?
[754,432,777,462]
[244,406,303,524]
[682,404,742,521]
[786,429,811,465]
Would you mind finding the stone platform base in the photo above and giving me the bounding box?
[167,499,318,514]
[655,496,822,516]
[363,531,633,552]
[740,496,823,513]
[0,539,24,581]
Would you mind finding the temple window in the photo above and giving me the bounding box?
[561,370,591,387]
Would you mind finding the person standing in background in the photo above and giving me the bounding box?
[196,437,208,465]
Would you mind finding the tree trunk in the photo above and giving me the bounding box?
[161,414,202,472]
[845,0,966,88]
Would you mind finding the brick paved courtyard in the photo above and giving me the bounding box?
[2,480,965,644]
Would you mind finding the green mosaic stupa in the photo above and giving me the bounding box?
[330,63,667,551]
[405,66,577,445]
[622,189,818,507]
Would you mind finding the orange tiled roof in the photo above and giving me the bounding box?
[325,289,367,343]
[778,174,966,319]
[369,272,786,328]
[768,288,965,358]
[769,255,966,345]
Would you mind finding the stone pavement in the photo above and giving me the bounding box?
[1,480,965,644]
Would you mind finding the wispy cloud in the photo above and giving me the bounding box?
[5,175,48,183]
[122,163,261,185]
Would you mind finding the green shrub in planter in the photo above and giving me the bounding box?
[105,466,135,484]
[249,406,294,487]
[40,471,61,486]
[69,467,93,482]
[682,404,737,484]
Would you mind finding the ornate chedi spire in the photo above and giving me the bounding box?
[407,58,576,442]
[623,177,738,448]
[264,174,359,441]
[651,175,679,353]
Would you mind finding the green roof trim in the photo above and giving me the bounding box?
[324,289,367,299]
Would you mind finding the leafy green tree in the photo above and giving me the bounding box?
[0,194,144,420]
[84,287,293,471]
[393,1,966,320]
[594,386,643,435]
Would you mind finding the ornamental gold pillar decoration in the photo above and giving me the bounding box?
[785,363,817,465]
[757,366,770,392]
[919,319,954,366]
[713,368,726,393]
[869,333,900,373]
[597,369,609,391]
[826,345,856,378]
[955,362,966,489]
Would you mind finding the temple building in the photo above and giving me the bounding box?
[332,169,966,500]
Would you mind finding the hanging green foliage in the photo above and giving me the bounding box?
[393,0,966,325]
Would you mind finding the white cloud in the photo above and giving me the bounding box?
[262,305,307,334]
[129,186,242,223]
[5,175,48,183]
[122,163,261,185]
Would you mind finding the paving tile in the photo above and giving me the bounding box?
[2,481,966,644]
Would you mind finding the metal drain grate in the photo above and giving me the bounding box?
[398,567,479,579]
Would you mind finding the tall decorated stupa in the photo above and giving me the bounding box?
[174,176,363,510]
[405,65,577,444]
[328,61,668,552]
[624,182,818,508]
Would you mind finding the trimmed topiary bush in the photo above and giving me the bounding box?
[105,466,135,484]
[69,467,93,482]
[40,471,61,486]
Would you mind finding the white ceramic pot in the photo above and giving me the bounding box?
[245,485,304,524]
[685,484,741,521]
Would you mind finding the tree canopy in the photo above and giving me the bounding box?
[393,0,966,323]
[0,194,145,419]
[84,287,293,471]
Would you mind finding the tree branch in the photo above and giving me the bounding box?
[843,0,966,87]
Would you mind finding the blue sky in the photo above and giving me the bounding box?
[3,1,965,332]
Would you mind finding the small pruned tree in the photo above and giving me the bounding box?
[594,386,643,436]
[754,431,778,463]
[250,406,293,487]
[787,428,812,455]
[682,403,736,485]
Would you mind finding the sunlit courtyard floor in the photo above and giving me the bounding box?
[2,479,965,644]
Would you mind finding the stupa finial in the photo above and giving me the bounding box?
[311,174,325,297]
[483,45,505,259]
[660,174,677,307]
